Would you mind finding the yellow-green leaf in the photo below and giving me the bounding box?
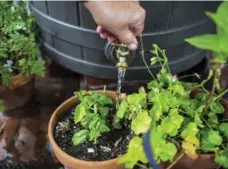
[131,111,152,135]
[74,104,86,124]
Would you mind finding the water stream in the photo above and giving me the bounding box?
[116,67,126,109]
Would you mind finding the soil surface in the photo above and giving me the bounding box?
[54,108,134,161]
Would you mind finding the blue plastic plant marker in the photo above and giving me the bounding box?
[143,130,160,169]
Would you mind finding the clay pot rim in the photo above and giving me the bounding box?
[0,73,33,91]
[48,90,121,165]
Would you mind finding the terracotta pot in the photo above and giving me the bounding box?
[0,74,34,111]
[163,89,228,169]
[48,90,125,169]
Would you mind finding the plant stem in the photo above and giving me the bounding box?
[215,88,228,101]
[166,152,185,169]
[201,116,213,130]
[136,163,149,169]
[139,35,156,81]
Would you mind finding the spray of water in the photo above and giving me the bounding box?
[116,67,126,109]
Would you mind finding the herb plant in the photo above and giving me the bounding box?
[0,1,45,86]
[72,90,113,146]
[117,43,228,169]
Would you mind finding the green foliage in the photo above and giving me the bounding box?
[215,150,228,168]
[0,1,45,86]
[72,129,89,146]
[150,126,177,162]
[219,123,228,137]
[118,41,228,169]
[72,90,112,145]
[131,110,151,135]
[70,10,228,166]
[118,136,148,169]
[185,1,228,64]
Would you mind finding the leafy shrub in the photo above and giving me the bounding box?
[0,1,45,86]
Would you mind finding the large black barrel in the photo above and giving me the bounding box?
[30,1,220,80]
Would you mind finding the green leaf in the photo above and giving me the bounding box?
[208,130,222,146]
[159,142,177,162]
[208,114,219,129]
[80,113,94,128]
[161,109,183,136]
[131,111,152,135]
[210,102,224,114]
[150,103,162,121]
[201,130,216,152]
[201,130,222,152]
[89,129,100,143]
[152,139,177,162]
[219,123,228,137]
[181,122,199,139]
[99,107,109,118]
[116,100,128,119]
[72,129,89,146]
[74,91,86,101]
[215,150,228,168]
[217,2,228,16]
[169,84,186,96]
[99,123,110,132]
[88,116,99,129]
[118,136,148,168]
[206,11,228,35]
[149,126,176,162]
[98,93,112,105]
[194,114,203,128]
[127,92,147,108]
[74,104,86,124]
[195,93,208,102]
[147,80,159,90]
[185,34,228,54]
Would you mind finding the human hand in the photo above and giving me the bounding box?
[85,1,146,50]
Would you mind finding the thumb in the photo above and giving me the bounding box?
[115,29,138,50]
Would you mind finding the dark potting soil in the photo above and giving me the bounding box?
[53,108,134,161]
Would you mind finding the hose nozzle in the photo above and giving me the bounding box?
[115,44,130,69]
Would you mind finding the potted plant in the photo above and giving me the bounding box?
[0,1,45,111]
[117,2,228,169]
[48,89,132,169]
[48,2,228,169]
[48,43,228,169]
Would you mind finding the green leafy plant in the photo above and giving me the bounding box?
[0,1,45,86]
[185,1,228,94]
[72,90,113,145]
[117,42,228,169]
[186,2,228,65]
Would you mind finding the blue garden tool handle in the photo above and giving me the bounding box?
[143,130,161,169]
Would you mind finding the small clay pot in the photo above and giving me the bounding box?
[164,89,228,169]
[0,74,34,111]
[48,90,125,169]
